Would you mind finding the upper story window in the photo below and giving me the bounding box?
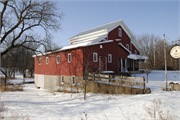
[108,54,112,63]
[61,75,64,84]
[39,58,41,65]
[93,53,98,62]
[118,28,122,37]
[135,50,137,54]
[72,76,75,85]
[57,55,60,64]
[46,57,49,64]
[68,53,71,63]
[126,44,129,50]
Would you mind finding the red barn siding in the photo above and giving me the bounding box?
[34,48,84,76]
[83,41,129,74]
[108,26,140,55]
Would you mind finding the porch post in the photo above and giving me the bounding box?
[133,59,134,71]
[125,59,127,71]
[121,58,123,72]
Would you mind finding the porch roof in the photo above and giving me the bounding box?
[127,54,148,60]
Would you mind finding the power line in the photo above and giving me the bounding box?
[165,36,180,45]
[165,36,173,42]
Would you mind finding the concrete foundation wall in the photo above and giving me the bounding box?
[35,74,83,92]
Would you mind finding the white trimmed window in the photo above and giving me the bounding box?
[72,76,75,85]
[108,54,112,63]
[126,44,129,50]
[93,53,98,62]
[46,57,49,64]
[68,53,71,63]
[39,58,41,65]
[57,55,60,64]
[61,76,64,84]
[135,50,137,54]
[118,28,122,37]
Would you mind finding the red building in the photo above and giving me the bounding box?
[33,20,147,91]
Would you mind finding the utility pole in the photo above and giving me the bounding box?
[153,39,156,69]
[163,34,167,91]
[0,12,1,36]
[0,12,2,90]
[179,58,180,71]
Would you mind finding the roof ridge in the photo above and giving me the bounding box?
[68,19,123,40]
[81,19,123,33]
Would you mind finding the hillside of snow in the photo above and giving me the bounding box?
[1,70,180,120]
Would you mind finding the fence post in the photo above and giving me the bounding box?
[143,76,145,94]
[93,72,95,81]
[108,74,110,84]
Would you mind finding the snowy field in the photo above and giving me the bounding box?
[1,71,180,120]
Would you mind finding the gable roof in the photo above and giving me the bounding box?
[68,19,133,40]
[68,19,140,52]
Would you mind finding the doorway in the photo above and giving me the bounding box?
[99,56,107,73]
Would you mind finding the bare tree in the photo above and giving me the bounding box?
[135,34,162,83]
[0,0,63,57]
[0,0,63,78]
[135,34,180,82]
[62,47,98,100]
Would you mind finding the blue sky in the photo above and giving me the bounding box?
[52,0,179,47]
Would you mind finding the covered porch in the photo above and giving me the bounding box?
[118,54,148,74]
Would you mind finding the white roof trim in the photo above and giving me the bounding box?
[33,40,113,57]
[68,29,107,41]
[127,54,148,60]
[118,43,131,54]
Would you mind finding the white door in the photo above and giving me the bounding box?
[38,75,44,88]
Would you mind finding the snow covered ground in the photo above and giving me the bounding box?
[1,71,180,120]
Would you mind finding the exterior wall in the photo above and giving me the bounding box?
[34,48,84,76]
[35,73,83,92]
[82,25,138,74]
[83,41,129,74]
[108,25,140,55]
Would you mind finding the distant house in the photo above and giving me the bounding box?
[33,20,147,91]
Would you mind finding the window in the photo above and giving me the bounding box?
[100,45,103,49]
[39,58,41,65]
[108,54,112,63]
[46,57,49,64]
[68,53,71,63]
[72,76,75,85]
[135,50,137,55]
[61,76,64,84]
[57,55,60,64]
[93,53,98,62]
[126,44,129,50]
[118,28,122,37]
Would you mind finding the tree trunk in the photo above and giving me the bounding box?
[13,70,15,79]
[4,77,7,86]
[146,72,148,83]
[84,85,86,100]
[1,70,8,86]
[30,69,33,77]
[23,71,25,84]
